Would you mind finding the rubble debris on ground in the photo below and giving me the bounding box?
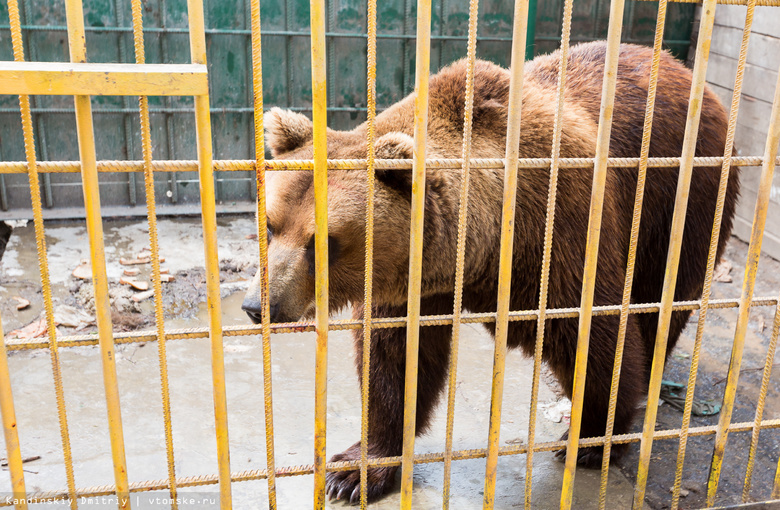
[72,259,91,280]
[713,258,733,283]
[12,296,30,310]
[540,398,572,424]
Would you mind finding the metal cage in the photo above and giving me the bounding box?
[1,0,779,508]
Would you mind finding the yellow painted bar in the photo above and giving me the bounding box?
[559,0,626,507]
[706,59,780,507]
[742,290,780,502]
[0,62,208,96]
[6,0,79,507]
[598,3,667,508]
[249,0,278,507]
[185,1,233,508]
[775,448,780,499]
[670,2,754,508]
[309,0,330,505]
[633,1,718,506]
[360,0,378,506]
[0,315,27,510]
[480,0,530,508]
[399,0,433,507]
[443,0,480,507]
[65,0,132,507]
[128,0,178,506]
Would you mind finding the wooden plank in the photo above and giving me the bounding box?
[0,62,208,96]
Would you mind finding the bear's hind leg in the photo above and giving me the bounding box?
[555,314,647,468]
[325,295,453,503]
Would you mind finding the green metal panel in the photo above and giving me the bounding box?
[0,0,695,216]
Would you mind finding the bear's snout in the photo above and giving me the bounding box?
[241,298,282,324]
[241,297,263,324]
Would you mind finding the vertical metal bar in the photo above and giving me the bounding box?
[402,0,413,95]
[327,0,335,109]
[128,0,178,507]
[0,175,7,211]
[598,2,667,508]
[310,0,330,505]
[7,0,78,506]
[113,0,137,206]
[284,0,293,108]
[743,289,780,501]
[632,1,718,506]
[670,2,755,508]
[442,0,479,506]
[19,0,51,210]
[359,0,378,505]
[65,0,132,506]
[399,0,432,507]
[0,316,28,510]
[249,0,278,507]
[524,0,537,61]
[186,1,233,508]
[481,0,530,507]
[706,59,780,507]
[559,0,626,507]
[159,0,178,204]
[774,445,780,499]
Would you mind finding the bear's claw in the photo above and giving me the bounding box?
[325,443,397,504]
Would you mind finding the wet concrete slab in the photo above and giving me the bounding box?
[0,216,778,508]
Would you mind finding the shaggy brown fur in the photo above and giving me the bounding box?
[242,41,739,503]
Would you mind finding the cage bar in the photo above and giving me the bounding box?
[706,55,780,507]
[65,0,132,506]
[442,0,480,506]
[359,0,378,506]
[399,0,433,507]
[184,0,233,507]
[309,0,330,505]
[248,0,279,507]
[560,0,626,507]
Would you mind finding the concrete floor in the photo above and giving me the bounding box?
[0,216,778,509]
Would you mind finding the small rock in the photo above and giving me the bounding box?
[119,277,149,291]
[72,260,92,280]
[131,290,154,303]
[120,257,150,266]
[13,296,30,310]
[123,268,140,277]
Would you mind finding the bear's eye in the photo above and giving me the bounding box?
[305,235,340,275]
[266,225,273,242]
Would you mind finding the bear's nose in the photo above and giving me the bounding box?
[241,298,263,324]
[241,299,282,324]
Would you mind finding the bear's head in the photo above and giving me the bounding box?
[242,107,426,324]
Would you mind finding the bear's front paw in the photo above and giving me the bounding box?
[554,431,627,468]
[326,443,397,504]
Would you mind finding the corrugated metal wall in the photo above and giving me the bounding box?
[0,0,695,217]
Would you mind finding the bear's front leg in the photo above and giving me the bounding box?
[326,296,454,503]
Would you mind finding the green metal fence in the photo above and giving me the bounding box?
[0,0,695,216]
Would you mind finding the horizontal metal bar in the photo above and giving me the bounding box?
[0,62,208,96]
[5,296,777,351]
[7,418,780,507]
[0,106,372,114]
[0,24,516,41]
[0,156,777,174]
[534,36,691,46]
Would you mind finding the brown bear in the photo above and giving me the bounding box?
[242,41,739,503]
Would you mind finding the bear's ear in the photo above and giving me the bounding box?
[264,107,313,157]
[373,131,414,193]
